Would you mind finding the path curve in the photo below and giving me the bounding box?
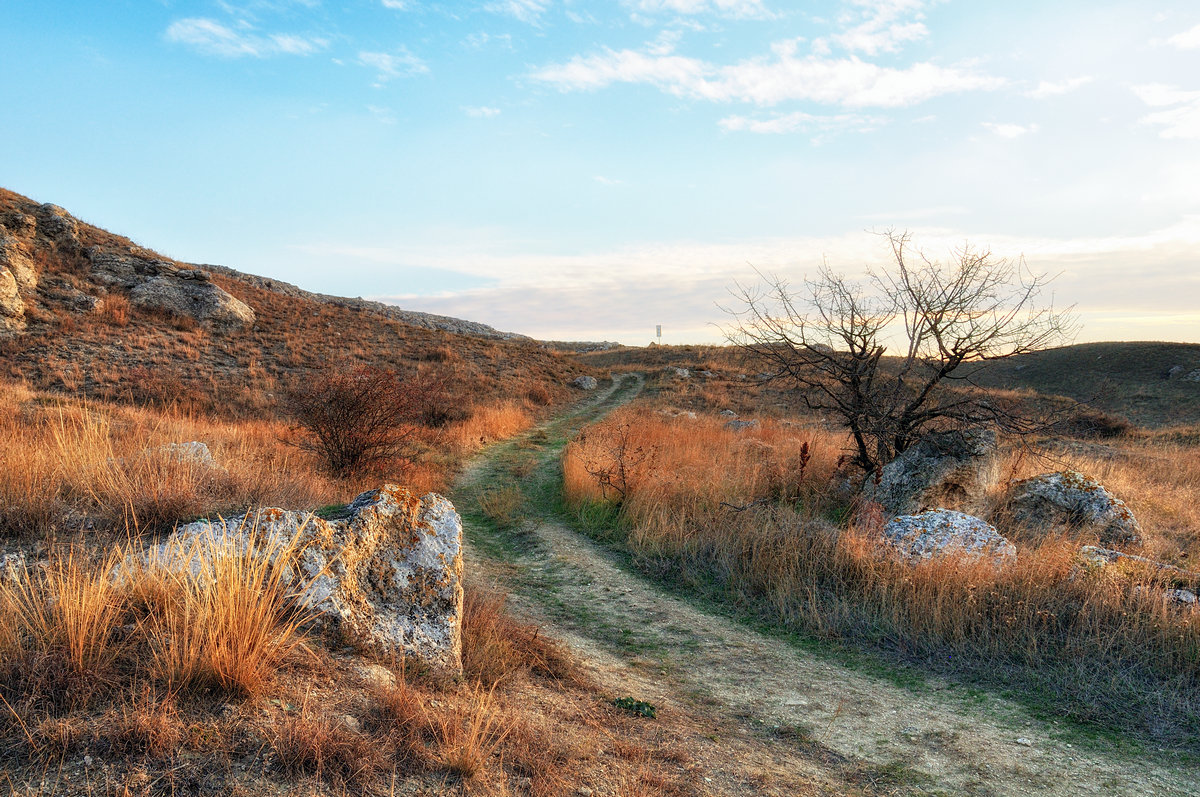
[456,374,1196,797]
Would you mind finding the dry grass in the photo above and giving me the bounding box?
[461,585,577,689]
[564,406,1200,745]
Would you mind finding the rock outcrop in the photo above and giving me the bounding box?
[883,509,1016,565]
[155,485,464,673]
[89,250,255,328]
[1007,471,1142,546]
[572,375,598,390]
[864,429,999,517]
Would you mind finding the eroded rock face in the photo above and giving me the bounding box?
[130,275,255,328]
[1008,471,1141,547]
[883,509,1016,565]
[864,429,999,517]
[0,236,37,290]
[156,484,464,673]
[572,375,598,390]
[36,204,80,250]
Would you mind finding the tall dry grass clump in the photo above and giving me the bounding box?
[0,381,339,536]
[564,408,1200,744]
[445,401,534,455]
[136,526,315,697]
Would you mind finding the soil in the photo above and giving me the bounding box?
[455,374,1200,797]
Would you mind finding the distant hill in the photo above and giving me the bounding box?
[968,341,1200,427]
[0,187,586,417]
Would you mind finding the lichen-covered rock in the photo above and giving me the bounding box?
[0,236,37,290]
[1077,545,1185,574]
[864,429,999,517]
[0,267,25,332]
[36,204,80,250]
[1,552,27,583]
[883,509,1016,565]
[572,375,598,390]
[130,274,255,328]
[155,484,464,673]
[1009,471,1141,546]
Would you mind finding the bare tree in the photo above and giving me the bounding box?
[726,230,1076,474]
[285,365,435,476]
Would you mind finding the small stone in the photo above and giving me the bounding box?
[1016,738,1033,747]
[342,714,362,733]
[83,755,93,767]
[576,788,594,796]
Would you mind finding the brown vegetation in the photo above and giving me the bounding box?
[564,407,1200,746]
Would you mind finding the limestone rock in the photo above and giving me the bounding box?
[157,441,217,468]
[1185,370,1200,383]
[1077,545,1185,574]
[130,274,255,328]
[1008,471,1141,546]
[0,211,37,238]
[36,204,80,250]
[0,236,37,290]
[155,484,464,672]
[718,409,737,417]
[0,267,25,331]
[883,509,1016,565]
[572,375,598,390]
[1,552,27,583]
[864,429,999,517]
[665,367,690,379]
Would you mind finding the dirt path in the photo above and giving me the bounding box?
[455,375,1197,797]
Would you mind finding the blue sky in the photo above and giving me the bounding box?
[3,1,1199,343]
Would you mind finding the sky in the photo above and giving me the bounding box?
[2,1,1199,345]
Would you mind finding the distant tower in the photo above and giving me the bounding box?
[656,324,662,345]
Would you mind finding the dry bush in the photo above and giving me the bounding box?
[0,381,339,537]
[285,365,435,476]
[97,294,130,327]
[445,402,533,455]
[100,689,184,757]
[0,549,127,708]
[272,703,386,786]
[479,483,525,529]
[564,407,1200,744]
[461,585,576,689]
[136,528,315,698]
[430,682,513,780]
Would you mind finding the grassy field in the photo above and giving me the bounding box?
[562,388,1200,749]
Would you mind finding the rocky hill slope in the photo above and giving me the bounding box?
[0,187,586,417]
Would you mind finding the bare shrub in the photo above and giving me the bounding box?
[285,365,434,476]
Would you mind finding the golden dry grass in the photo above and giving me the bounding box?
[564,406,1200,744]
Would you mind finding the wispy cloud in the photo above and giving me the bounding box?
[532,38,1002,108]
[463,105,502,117]
[380,0,409,8]
[485,0,550,24]
[1133,83,1200,139]
[622,0,774,20]
[359,48,429,84]
[1167,23,1200,50]
[593,175,623,185]
[719,110,884,137]
[1027,76,1092,98]
[832,0,930,56]
[982,121,1038,138]
[165,17,327,58]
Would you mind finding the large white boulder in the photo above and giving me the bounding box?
[883,509,1016,565]
[155,484,464,673]
[864,429,999,517]
[1008,471,1141,546]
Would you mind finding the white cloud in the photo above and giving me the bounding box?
[165,17,327,58]
[719,110,883,136]
[380,0,409,8]
[463,105,502,117]
[982,121,1038,138]
[485,0,550,24]
[593,175,623,185]
[623,0,773,19]
[532,38,1003,108]
[464,32,514,50]
[833,0,930,55]
[1133,83,1200,139]
[1027,76,1092,99]
[359,48,429,84]
[1167,23,1200,50]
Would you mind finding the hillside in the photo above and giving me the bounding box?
[0,187,587,418]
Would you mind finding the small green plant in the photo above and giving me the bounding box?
[612,697,657,718]
[314,504,348,520]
